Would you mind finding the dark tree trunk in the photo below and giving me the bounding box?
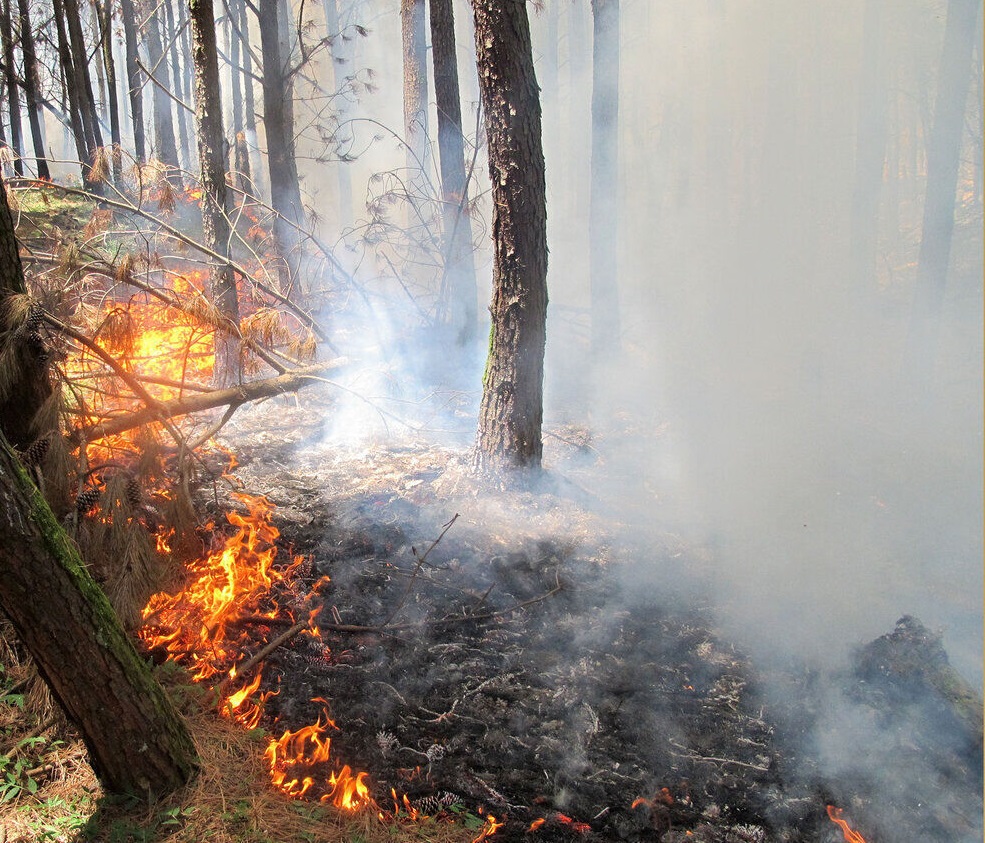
[470,0,548,472]
[227,0,252,193]
[589,0,620,358]
[0,433,199,796]
[121,0,146,162]
[0,176,51,449]
[850,0,889,287]
[51,0,93,186]
[429,0,478,346]
[190,0,240,385]
[63,0,104,153]
[904,0,981,384]
[0,0,24,176]
[259,0,303,282]
[96,0,123,183]
[237,0,260,190]
[145,4,179,171]
[16,0,50,179]
[164,0,193,172]
[401,0,429,184]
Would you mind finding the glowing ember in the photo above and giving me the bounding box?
[826,805,867,843]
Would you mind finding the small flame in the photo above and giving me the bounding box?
[470,814,504,842]
[826,805,867,843]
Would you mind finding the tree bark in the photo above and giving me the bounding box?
[259,0,304,282]
[16,0,50,180]
[429,0,478,347]
[589,0,620,357]
[0,432,199,796]
[904,0,981,384]
[96,0,123,183]
[51,0,93,186]
[0,0,24,176]
[401,0,429,184]
[237,0,261,195]
[470,0,548,472]
[164,0,193,172]
[145,3,180,172]
[63,0,104,153]
[0,175,52,449]
[121,0,147,162]
[190,0,240,385]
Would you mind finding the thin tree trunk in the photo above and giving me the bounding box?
[63,0,104,152]
[145,4,179,172]
[904,0,981,385]
[401,0,429,197]
[0,433,199,796]
[121,0,146,162]
[51,0,95,187]
[470,0,548,472]
[259,0,303,283]
[429,0,477,347]
[97,0,123,183]
[0,0,23,176]
[589,0,620,358]
[190,0,240,385]
[164,0,192,172]
[17,0,50,180]
[237,0,262,197]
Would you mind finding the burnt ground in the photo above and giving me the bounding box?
[188,397,982,843]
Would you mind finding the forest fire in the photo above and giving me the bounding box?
[826,806,868,842]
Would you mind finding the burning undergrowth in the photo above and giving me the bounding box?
[184,404,982,843]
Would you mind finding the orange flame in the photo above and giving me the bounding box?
[826,806,867,843]
[470,814,504,843]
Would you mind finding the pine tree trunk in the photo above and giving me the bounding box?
[190,0,240,386]
[146,5,179,172]
[1,0,24,176]
[0,433,199,796]
[904,0,981,385]
[63,0,104,152]
[259,0,303,283]
[238,0,261,193]
[589,0,620,357]
[470,0,548,472]
[429,0,478,347]
[120,0,146,162]
[96,0,123,184]
[164,0,193,172]
[51,0,93,186]
[17,0,50,180]
[401,0,429,182]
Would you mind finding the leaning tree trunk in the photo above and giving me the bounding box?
[429,0,478,347]
[0,433,199,796]
[51,0,93,186]
[0,0,24,176]
[190,0,240,386]
[121,0,146,162]
[470,0,548,472]
[589,0,620,358]
[904,0,981,386]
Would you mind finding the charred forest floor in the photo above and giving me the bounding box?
[1,389,982,843]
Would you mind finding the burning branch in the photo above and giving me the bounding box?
[67,359,347,444]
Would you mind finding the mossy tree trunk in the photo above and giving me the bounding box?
[0,432,199,796]
[470,0,548,472]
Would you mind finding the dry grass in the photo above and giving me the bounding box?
[1,663,478,843]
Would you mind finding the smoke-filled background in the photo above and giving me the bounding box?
[276,0,984,689]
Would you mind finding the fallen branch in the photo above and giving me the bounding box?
[217,618,309,696]
[67,358,347,444]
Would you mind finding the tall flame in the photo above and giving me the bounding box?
[826,805,867,843]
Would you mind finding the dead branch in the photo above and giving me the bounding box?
[67,359,347,444]
[218,618,309,696]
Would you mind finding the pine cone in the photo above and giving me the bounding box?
[20,436,50,467]
[125,476,141,507]
[26,304,44,331]
[75,487,102,516]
